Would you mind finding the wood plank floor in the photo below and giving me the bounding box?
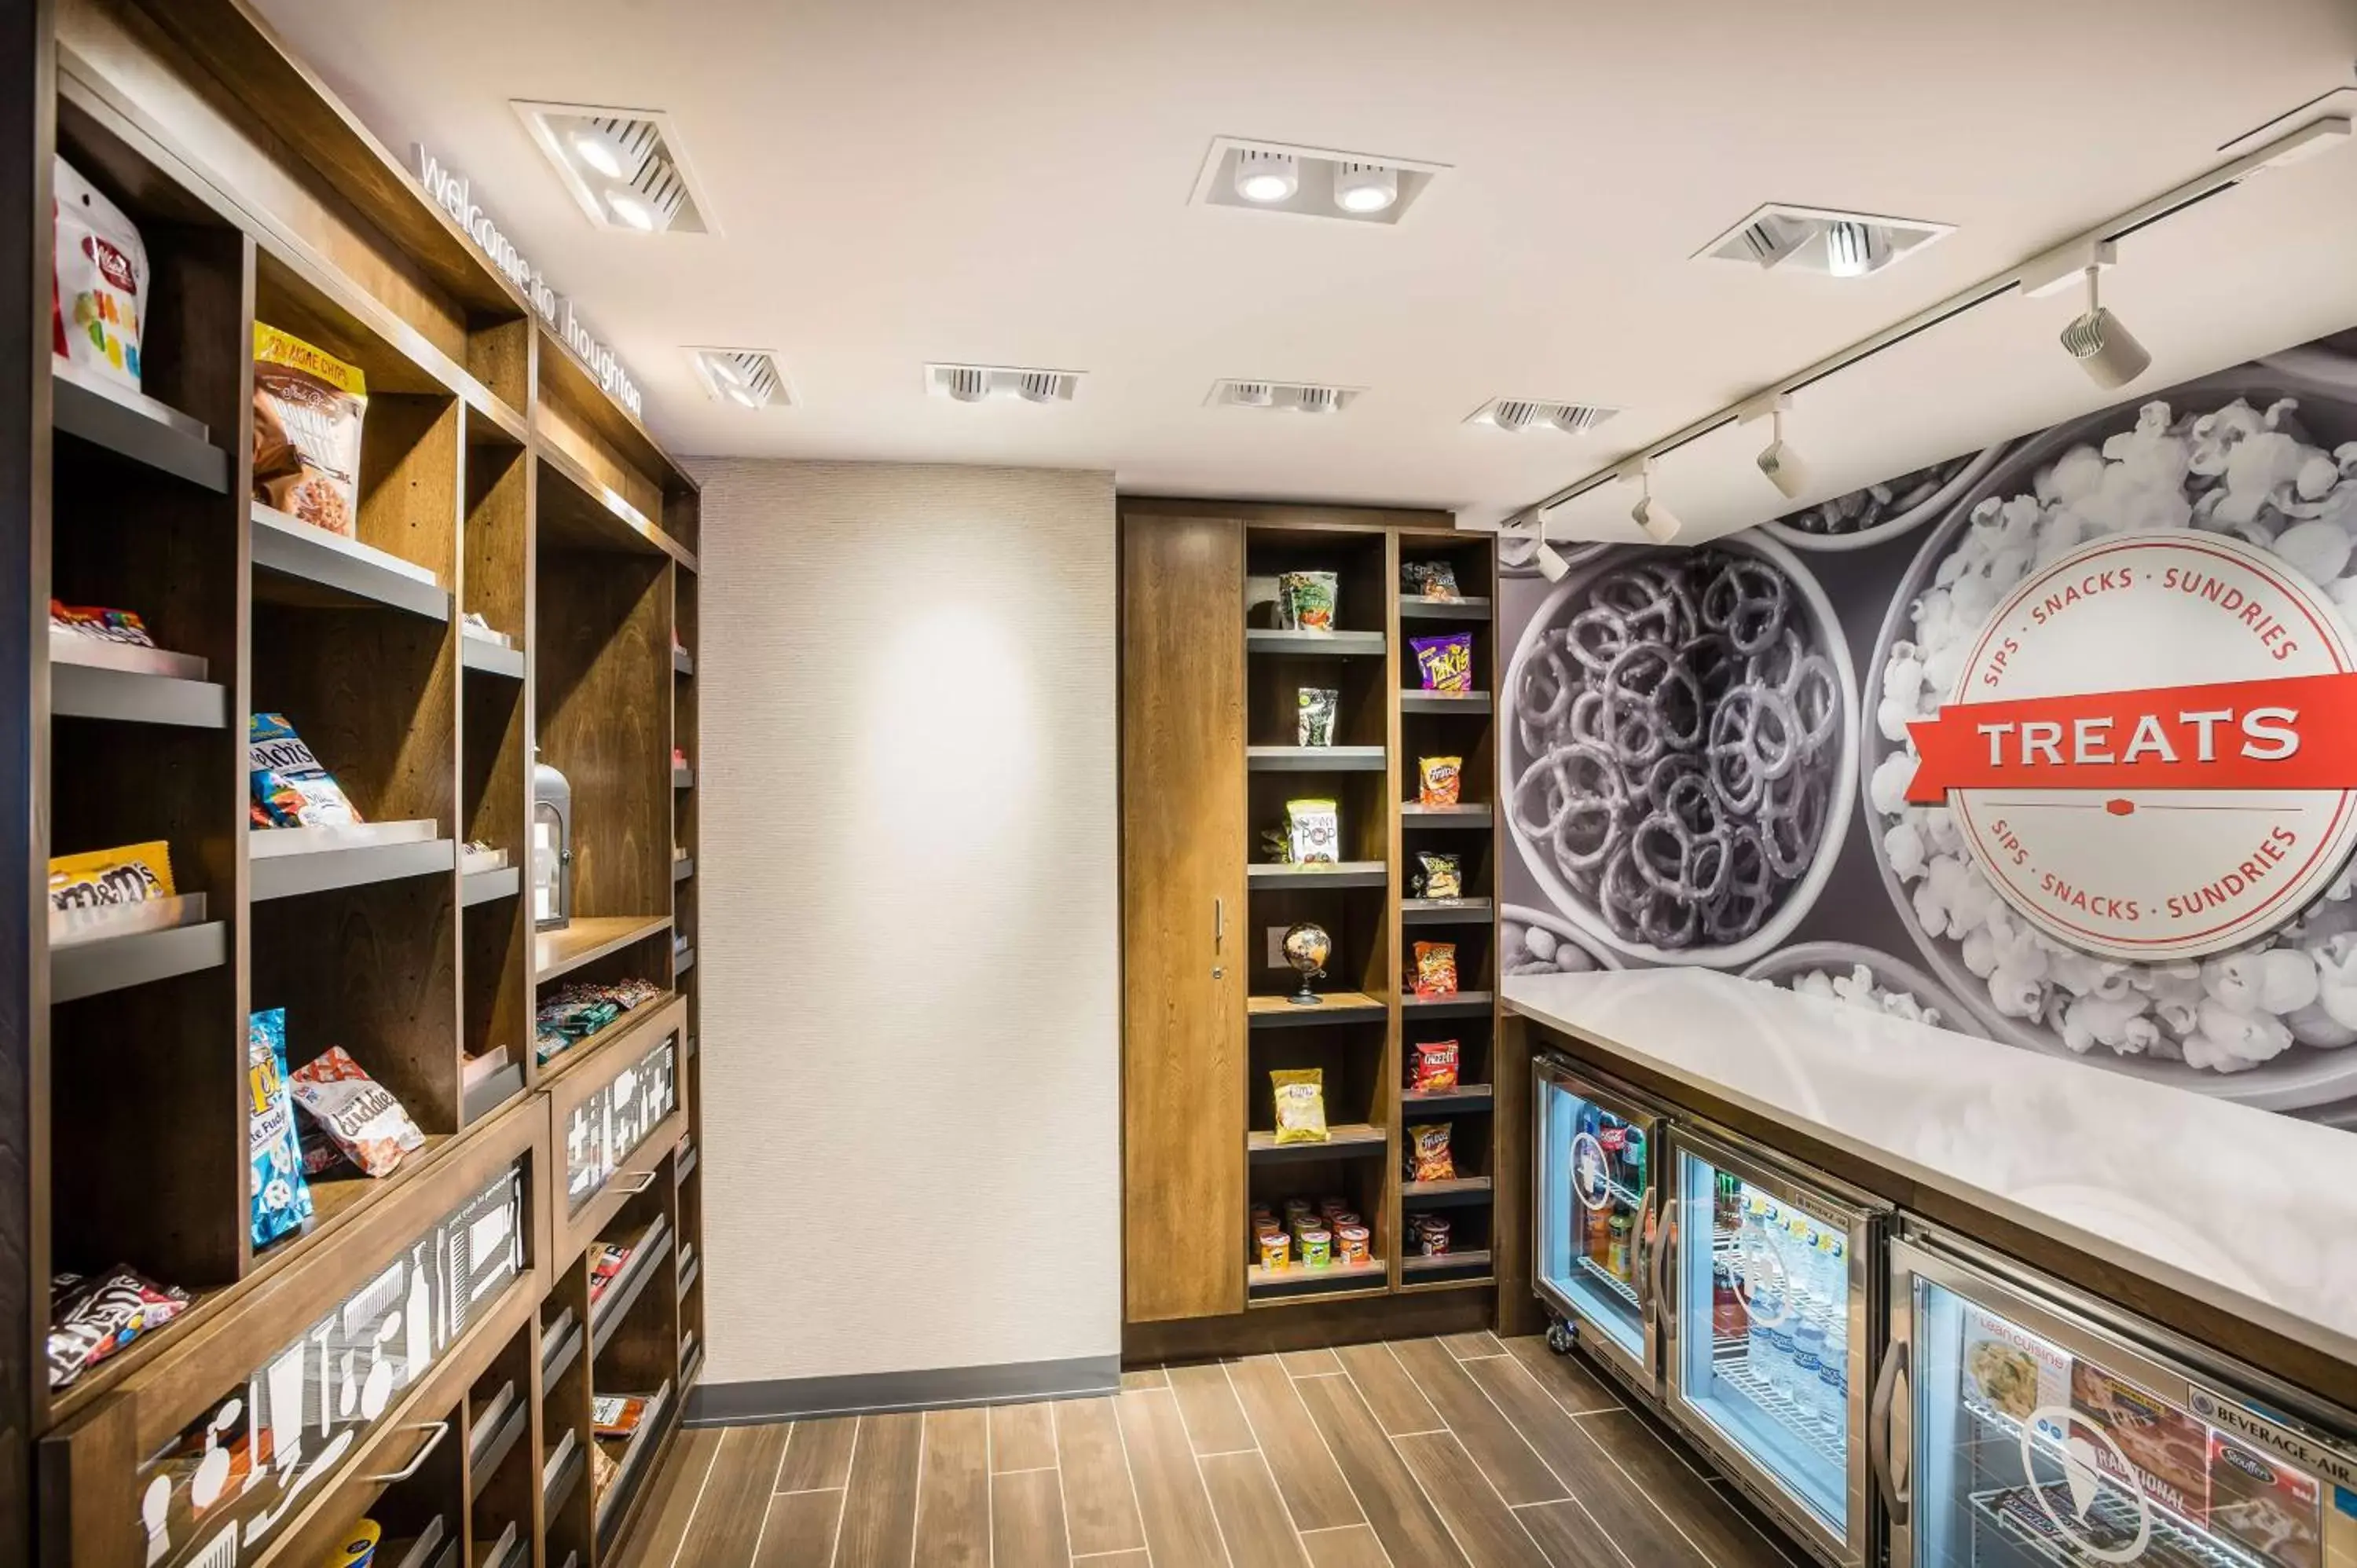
[626,1336,1808,1568]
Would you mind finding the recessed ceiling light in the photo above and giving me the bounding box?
[1235,150,1299,203]
[515,101,717,234]
[1464,397,1619,436]
[925,363,1084,403]
[1697,203,1949,277]
[688,347,790,409]
[1207,379,1363,413]
[1194,138,1446,225]
[1333,162,1398,214]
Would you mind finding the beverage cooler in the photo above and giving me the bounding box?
[1884,1227,2357,1568]
[1666,1125,1890,1568]
[1532,1056,1670,1392]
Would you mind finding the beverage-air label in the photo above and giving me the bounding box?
[1905,531,2357,961]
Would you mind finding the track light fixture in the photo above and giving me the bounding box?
[2060,265,2151,390]
[1743,393,1810,501]
[1528,515,1571,583]
[1626,459,1681,544]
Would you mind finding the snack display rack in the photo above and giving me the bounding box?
[6,3,707,1563]
[1121,504,1501,1348]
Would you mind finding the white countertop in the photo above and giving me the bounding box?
[1505,968,2357,1371]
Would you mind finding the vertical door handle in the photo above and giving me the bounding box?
[1651,1208,1678,1342]
[1868,1337,1911,1525]
[1214,896,1225,953]
[1635,1185,1661,1319]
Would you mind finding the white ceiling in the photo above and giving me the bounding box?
[251,0,2357,535]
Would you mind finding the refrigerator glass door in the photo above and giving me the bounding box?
[1671,1130,1877,1566]
[1532,1058,1655,1383]
[1897,1234,2357,1568]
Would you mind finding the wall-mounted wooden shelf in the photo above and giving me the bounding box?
[1248,1123,1387,1160]
[251,503,453,621]
[1398,596,1490,621]
[51,372,230,492]
[1401,803,1492,827]
[1401,691,1492,715]
[1247,745,1387,771]
[1402,896,1494,923]
[1402,990,1495,1019]
[1248,991,1387,1027]
[462,636,526,680]
[1247,1257,1389,1302]
[534,915,673,984]
[462,866,524,907]
[1402,1084,1494,1115]
[50,920,227,1003]
[51,661,229,728]
[1402,1250,1494,1277]
[673,647,693,676]
[1248,861,1387,888]
[250,836,457,901]
[1246,628,1387,656]
[1402,1176,1493,1207]
[671,856,693,883]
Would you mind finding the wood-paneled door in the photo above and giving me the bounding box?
[1121,511,1247,1322]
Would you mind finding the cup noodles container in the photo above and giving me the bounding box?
[1258,1230,1291,1270]
[1334,1224,1371,1263]
[1298,1228,1332,1267]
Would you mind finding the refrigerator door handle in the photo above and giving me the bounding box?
[1635,1184,1660,1321]
[1868,1335,1911,1526]
[1651,1204,1677,1346]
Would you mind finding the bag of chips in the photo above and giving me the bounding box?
[290,1046,427,1178]
[47,1266,189,1390]
[48,841,173,914]
[1413,632,1475,692]
[251,712,365,827]
[1270,1068,1329,1145]
[50,599,157,648]
[252,323,368,537]
[1417,757,1462,808]
[1297,687,1338,748]
[1414,851,1463,900]
[1285,799,1340,865]
[1407,1123,1455,1182]
[1412,941,1459,998]
[1275,571,1338,632]
[248,1009,315,1249]
[53,156,147,391]
[1402,561,1461,599]
[1410,1039,1461,1093]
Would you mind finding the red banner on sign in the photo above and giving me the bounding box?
[1904,673,2357,804]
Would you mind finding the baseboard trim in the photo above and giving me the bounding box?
[684,1354,1121,1427]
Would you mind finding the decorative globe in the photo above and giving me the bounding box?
[1282,922,1331,1005]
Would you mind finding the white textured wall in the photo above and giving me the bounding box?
[693,460,1121,1383]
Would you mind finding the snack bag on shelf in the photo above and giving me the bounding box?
[250,712,364,827]
[1402,561,1461,599]
[1407,1123,1456,1181]
[1414,851,1463,899]
[252,322,368,537]
[1275,571,1338,632]
[46,1265,189,1390]
[289,1046,427,1178]
[1412,941,1460,998]
[1297,687,1339,747]
[53,156,147,390]
[1270,1068,1329,1145]
[1285,799,1340,864]
[247,1008,315,1248]
[1417,756,1462,808]
[1412,632,1475,692]
[47,841,174,913]
[1410,1039,1461,1093]
[49,600,157,648]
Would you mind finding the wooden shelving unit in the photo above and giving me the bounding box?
[1120,503,1499,1333]
[9,5,709,1564]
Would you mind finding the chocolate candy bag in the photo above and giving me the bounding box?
[1412,632,1475,692]
[247,1008,314,1248]
[290,1046,426,1178]
[1417,756,1462,808]
[48,841,173,914]
[1270,1068,1329,1145]
[47,1266,189,1390]
[250,712,364,827]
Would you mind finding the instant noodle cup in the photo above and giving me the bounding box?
[1298,1228,1333,1267]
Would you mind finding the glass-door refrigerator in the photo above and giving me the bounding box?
[1667,1124,1890,1568]
[1884,1224,2357,1568]
[1533,1055,1672,1396]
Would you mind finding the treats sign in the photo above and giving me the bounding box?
[1905,532,2357,960]
[412,145,645,419]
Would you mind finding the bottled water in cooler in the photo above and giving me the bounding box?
[1780,1218,1821,1418]
[1739,1197,1782,1387]
[1814,1234,1849,1437]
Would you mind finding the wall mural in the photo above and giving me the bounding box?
[1497,326,2357,1128]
